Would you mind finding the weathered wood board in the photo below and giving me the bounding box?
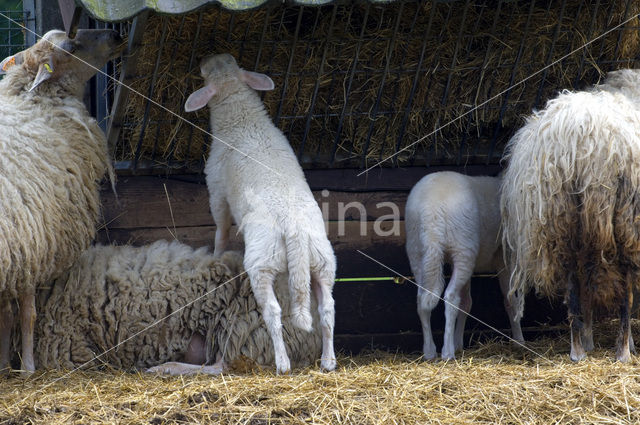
[97,170,565,354]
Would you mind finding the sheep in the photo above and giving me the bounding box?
[405,171,524,360]
[29,240,321,374]
[183,53,336,374]
[0,29,122,373]
[501,68,640,362]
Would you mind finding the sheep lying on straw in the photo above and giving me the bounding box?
[405,171,523,360]
[184,53,336,374]
[501,69,640,362]
[33,240,321,374]
[0,29,122,372]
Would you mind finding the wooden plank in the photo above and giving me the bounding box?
[111,166,502,191]
[97,221,408,278]
[100,176,408,229]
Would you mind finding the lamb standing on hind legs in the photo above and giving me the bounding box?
[405,172,524,361]
[501,69,640,363]
[182,53,336,374]
[0,29,122,373]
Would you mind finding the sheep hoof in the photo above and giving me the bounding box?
[569,350,586,362]
[440,350,456,361]
[275,357,291,375]
[616,350,631,363]
[422,344,437,361]
[321,357,337,372]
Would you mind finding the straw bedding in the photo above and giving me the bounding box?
[115,0,640,167]
[2,320,640,424]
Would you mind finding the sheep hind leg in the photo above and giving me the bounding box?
[0,299,13,372]
[580,290,594,352]
[250,270,291,374]
[566,277,586,362]
[497,265,524,344]
[441,260,474,360]
[454,281,471,352]
[19,292,36,373]
[615,275,633,363]
[416,255,444,361]
[311,271,336,372]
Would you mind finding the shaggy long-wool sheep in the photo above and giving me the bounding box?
[184,53,336,374]
[501,69,640,362]
[406,172,524,361]
[32,240,321,373]
[0,29,122,372]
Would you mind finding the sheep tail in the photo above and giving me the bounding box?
[285,230,313,332]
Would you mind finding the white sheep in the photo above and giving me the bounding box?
[183,53,336,374]
[405,171,524,360]
[27,240,321,373]
[0,29,122,373]
[501,69,640,362]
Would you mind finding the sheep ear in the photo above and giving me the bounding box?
[29,59,55,92]
[0,51,23,74]
[240,70,274,91]
[184,83,217,112]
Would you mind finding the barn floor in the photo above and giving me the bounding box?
[2,321,639,424]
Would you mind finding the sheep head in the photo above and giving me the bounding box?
[184,53,275,112]
[0,29,124,97]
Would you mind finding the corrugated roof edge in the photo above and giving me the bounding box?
[77,0,397,22]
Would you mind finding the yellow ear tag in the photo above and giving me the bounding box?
[44,63,53,73]
[2,56,15,71]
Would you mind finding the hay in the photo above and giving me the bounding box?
[3,320,640,424]
[114,0,640,168]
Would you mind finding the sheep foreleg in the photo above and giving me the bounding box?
[312,271,337,372]
[19,292,36,373]
[567,278,586,362]
[616,276,633,363]
[0,299,13,371]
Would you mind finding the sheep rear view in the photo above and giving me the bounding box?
[184,53,336,374]
[0,29,122,373]
[406,172,523,360]
[501,69,640,362]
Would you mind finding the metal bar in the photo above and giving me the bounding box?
[184,11,205,164]
[417,1,453,167]
[533,0,568,110]
[254,6,272,70]
[23,0,36,46]
[457,0,498,166]
[360,1,405,168]
[314,4,351,163]
[612,0,634,61]
[133,17,168,169]
[286,7,322,141]
[595,0,617,65]
[377,2,421,165]
[471,0,513,162]
[274,7,304,127]
[298,4,338,158]
[486,0,537,165]
[574,0,600,88]
[331,3,369,166]
[57,0,81,38]
[156,15,187,163]
[106,10,149,161]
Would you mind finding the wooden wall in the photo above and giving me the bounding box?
[98,167,565,354]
